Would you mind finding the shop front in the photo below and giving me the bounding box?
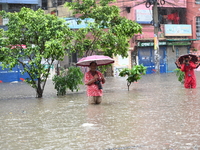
[166,40,191,72]
[136,39,196,74]
[137,41,167,74]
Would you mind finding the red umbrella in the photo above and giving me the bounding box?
[76,55,114,67]
[178,54,198,64]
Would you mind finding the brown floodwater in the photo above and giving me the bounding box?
[0,72,200,150]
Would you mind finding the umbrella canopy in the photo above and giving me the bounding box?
[178,54,198,64]
[76,55,114,67]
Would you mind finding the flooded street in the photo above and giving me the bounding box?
[0,72,200,150]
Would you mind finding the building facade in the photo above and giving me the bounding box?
[57,0,198,76]
[186,0,200,53]
[111,0,198,74]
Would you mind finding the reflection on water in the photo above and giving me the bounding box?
[0,72,200,150]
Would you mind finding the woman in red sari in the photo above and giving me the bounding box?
[179,56,198,88]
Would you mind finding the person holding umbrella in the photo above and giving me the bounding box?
[176,55,199,89]
[77,55,114,104]
[84,61,105,104]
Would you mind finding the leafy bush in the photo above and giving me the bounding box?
[119,64,147,91]
[52,66,84,95]
[173,68,184,84]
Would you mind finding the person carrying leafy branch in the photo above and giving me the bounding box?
[176,56,199,89]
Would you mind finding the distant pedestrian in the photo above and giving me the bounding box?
[179,56,199,88]
[84,61,105,104]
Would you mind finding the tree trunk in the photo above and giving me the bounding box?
[36,78,43,98]
[127,82,131,91]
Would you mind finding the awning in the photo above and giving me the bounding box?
[136,38,200,47]
[166,39,200,46]
[166,39,200,42]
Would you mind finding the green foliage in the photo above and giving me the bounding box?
[0,7,73,98]
[0,34,5,62]
[52,67,84,95]
[97,64,111,74]
[119,64,147,91]
[173,68,184,84]
[64,0,142,58]
[0,48,5,62]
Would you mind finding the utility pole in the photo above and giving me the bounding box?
[55,0,58,16]
[152,1,160,73]
[55,0,60,75]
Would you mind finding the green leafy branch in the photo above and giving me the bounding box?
[119,64,147,91]
[173,68,184,84]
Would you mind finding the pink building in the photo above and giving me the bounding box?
[186,0,200,53]
[112,0,196,74]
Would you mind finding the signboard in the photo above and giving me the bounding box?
[136,9,152,24]
[137,41,167,47]
[164,24,192,36]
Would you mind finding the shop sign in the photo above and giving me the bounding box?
[137,41,167,47]
[164,24,192,36]
[136,9,152,24]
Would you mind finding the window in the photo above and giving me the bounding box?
[196,0,200,4]
[196,17,200,39]
[51,0,72,7]
[158,7,186,24]
[8,4,31,12]
[57,0,72,6]
[42,0,48,10]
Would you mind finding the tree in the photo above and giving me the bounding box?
[119,65,147,91]
[0,8,73,98]
[52,66,84,95]
[64,0,142,58]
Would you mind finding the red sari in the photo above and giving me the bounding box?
[181,61,197,88]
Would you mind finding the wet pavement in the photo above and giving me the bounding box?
[0,72,200,150]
